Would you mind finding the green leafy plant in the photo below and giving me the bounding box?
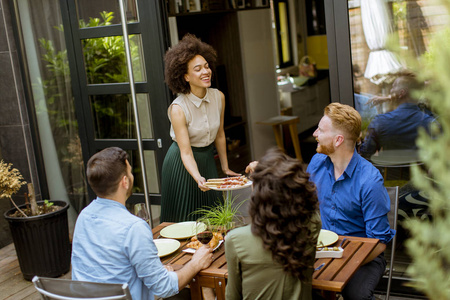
[192,193,247,233]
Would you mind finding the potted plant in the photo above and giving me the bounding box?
[192,193,247,235]
[1,160,71,280]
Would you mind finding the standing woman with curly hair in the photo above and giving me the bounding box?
[161,34,239,222]
[225,148,321,300]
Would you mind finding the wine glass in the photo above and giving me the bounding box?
[133,203,150,224]
[195,219,213,246]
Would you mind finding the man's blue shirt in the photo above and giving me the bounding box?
[72,198,179,299]
[360,102,435,158]
[307,151,395,243]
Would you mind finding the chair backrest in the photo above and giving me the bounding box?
[32,276,133,300]
[386,186,399,231]
[385,186,399,300]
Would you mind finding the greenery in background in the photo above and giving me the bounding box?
[392,1,407,27]
[79,11,142,140]
[392,0,450,297]
[79,11,143,84]
[40,11,142,141]
[191,193,247,232]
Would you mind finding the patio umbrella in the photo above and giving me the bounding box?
[361,0,403,85]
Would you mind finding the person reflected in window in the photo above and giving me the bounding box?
[307,103,395,300]
[226,148,321,300]
[161,34,239,222]
[360,73,436,159]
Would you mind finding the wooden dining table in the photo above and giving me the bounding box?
[153,222,379,300]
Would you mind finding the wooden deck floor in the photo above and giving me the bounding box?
[0,243,70,300]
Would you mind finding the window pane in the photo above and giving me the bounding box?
[127,150,160,194]
[136,94,154,139]
[348,1,449,284]
[16,0,88,212]
[82,34,146,84]
[349,0,448,163]
[76,0,139,27]
[90,94,153,139]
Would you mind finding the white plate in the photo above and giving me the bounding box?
[154,239,181,257]
[160,222,207,239]
[182,240,224,254]
[208,180,253,191]
[317,229,339,247]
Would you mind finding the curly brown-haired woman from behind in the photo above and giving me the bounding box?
[161,34,239,222]
[225,148,322,300]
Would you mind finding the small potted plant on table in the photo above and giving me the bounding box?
[1,160,71,280]
[193,193,247,236]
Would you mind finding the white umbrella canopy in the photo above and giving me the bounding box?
[361,0,404,85]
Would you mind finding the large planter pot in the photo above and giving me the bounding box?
[4,200,71,280]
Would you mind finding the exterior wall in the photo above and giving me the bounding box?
[0,0,40,248]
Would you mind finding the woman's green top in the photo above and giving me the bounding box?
[225,213,321,300]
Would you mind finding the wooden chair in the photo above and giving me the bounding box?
[32,276,132,300]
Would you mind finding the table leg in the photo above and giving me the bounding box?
[214,278,226,300]
[288,123,303,162]
[322,290,337,300]
[190,277,202,299]
[272,125,285,151]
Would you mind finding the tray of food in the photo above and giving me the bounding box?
[183,232,224,253]
[205,176,252,191]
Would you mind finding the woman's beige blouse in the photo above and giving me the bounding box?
[168,88,222,147]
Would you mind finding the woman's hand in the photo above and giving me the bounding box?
[223,169,240,177]
[245,161,259,174]
[196,176,210,192]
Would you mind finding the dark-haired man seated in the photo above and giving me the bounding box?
[72,147,213,299]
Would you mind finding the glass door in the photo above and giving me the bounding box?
[325,0,449,296]
[59,0,172,222]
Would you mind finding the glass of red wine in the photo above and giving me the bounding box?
[196,219,213,246]
[133,203,150,224]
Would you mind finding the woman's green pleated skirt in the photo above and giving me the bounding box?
[161,142,220,222]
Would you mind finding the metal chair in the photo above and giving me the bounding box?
[32,276,132,300]
[385,186,399,300]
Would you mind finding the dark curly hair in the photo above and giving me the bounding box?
[164,33,217,94]
[249,148,320,281]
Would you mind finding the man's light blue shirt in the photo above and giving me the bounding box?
[72,198,179,299]
[307,150,395,244]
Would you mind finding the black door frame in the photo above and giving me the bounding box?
[59,0,173,205]
[324,0,354,106]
